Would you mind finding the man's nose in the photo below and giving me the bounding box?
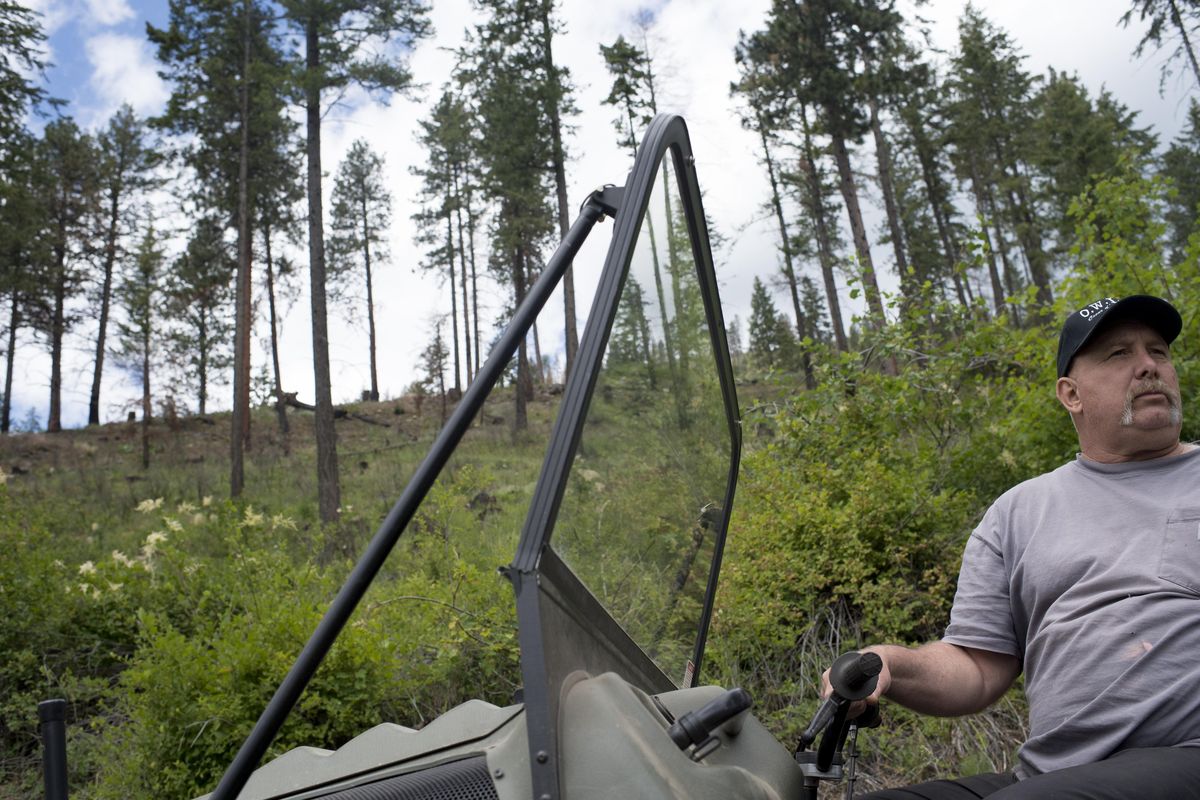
[1133,347,1159,378]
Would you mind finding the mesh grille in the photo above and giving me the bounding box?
[313,756,499,800]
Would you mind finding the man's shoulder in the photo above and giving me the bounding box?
[995,460,1077,505]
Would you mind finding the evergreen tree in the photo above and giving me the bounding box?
[1121,0,1200,91]
[0,1,48,147]
[149,0,295,495]
[88,105,157,426]
[162,215,234,416]
[748,276,795,371]
[413,91,476,394]
[114,224,165,468]
[1163,99,1200,264]
[0,136,44,433]
[329,139,391,402]
[946,7,1052,312]
[1026,70,1157,257]
[462,0,557,432]
[29,119,97,432]
[279,0,430,521]
[420,317,449,425]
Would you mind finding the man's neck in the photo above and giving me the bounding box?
[1080,440,1193,464]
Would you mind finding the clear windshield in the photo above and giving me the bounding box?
[552,150,732,686]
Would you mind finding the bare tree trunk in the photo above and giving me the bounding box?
[869,98,911,301]
[1169,0,1200,88]
[452,167,473,384]
[798,104,847,351]
[539,0,577,378]
[755,109,814,388]
[48,250,66,433]
[513,244,529,433]
[2,292,17,433]
[231,0,253,497]
[90,185,122,426]
[830,131,885,326]
[444,206,461,394]
[141,326,151,469]
[306,18,340,522]
[263,226,289,440]
[360,195,379,401]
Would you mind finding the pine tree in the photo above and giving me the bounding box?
[946,7,1052,312]
[420,318,449,425]
[463,0,558,432]
[1121,0,1200,91]
[149,0,295,495]
[278,0,430,521]
[329,139,391,402]
[162,215,234,416]
[1162,98,1200,263]
[748,276,795,371]
[30,119,97,432]
[114,224,165,468]
[88,106,157,426]
[0,136,44,433]
[0,1,47,147]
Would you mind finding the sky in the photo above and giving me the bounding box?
[9,0,1197,429]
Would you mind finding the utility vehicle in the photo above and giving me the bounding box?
[41,114,878,800]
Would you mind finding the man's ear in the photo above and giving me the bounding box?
[1056,376,1082,414]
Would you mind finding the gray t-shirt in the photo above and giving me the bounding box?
[943,446,1200,778]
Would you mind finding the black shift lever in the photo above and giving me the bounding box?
[666,687,753,759]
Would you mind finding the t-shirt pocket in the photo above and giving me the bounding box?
[1159,507,1200,595]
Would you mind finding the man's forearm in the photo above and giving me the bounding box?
[865,641,1020,717]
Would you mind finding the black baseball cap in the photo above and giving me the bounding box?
[1056,295,1182,378]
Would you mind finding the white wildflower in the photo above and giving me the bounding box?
[271,514,297,531]
[90,522,99,532]
[135,497,164,513]
[243,506,264,527]
[112,550,135,567]
[201,495,213,507]
[107,582,123,593]
[165,517,183,533]
[191,513,207,526]
[78,561,96,575]
[176,501,196,514]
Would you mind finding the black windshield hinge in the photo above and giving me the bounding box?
[590,183,624,219]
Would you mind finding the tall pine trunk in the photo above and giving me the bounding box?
[48,234,67,433]
[798,104,847,351]
[231,0,253,497]
[89,186,121,426]
[360,194,380,401]
[539,0,576,379]
[306,19,340,522]
[2,292,17,433]
[263,225,289,439]
[445,206,461,394]
[829,131,885,326]
[868,98,912,303]
[140,325,151,469]
[754,110,814,388]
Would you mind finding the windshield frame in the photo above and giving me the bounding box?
[508,112,741,800]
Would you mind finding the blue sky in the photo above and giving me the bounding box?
[9,0,1197,430]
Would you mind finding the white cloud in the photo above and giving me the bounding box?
[83,32,168,120]
[83,0,134,27]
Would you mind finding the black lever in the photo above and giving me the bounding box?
[797,651,882,751]
[666,688,753,759]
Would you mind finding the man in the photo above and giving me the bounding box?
[834,295,1200,799]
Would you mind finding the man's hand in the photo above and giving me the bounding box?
[820,642,1019,718]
